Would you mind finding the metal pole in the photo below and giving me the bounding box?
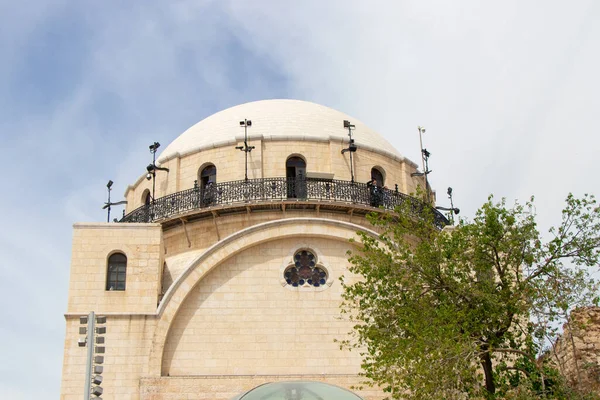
[84,311,95,400]
[106,187,111,223]
[348,126,354,183]
[418,127,429,202]
[449,189,456,225]
[151,150,156,204]
[244,123,248,181]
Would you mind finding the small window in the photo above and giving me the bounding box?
[283,249,328,287]
[371,167,385,187]
[199,164,217,188]
[106,253,127,291]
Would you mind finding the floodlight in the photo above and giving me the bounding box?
[436,206,460,215]
[149,142,160,152]
[343,120,354,128]
[348,139,357,152]
[106,180,113,189]
[91,386,103,396]
[146,164,155,173]
[447,187,452,196]
[238,119,254,180]
[92,375,103,385]
[96,316,106,324]
[422,148,431,158]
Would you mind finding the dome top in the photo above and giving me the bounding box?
[158,99,403,163]
[232,381,364,400]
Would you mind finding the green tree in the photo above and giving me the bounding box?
[340,194,600,399]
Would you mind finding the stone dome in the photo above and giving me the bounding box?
[158,99,403,163]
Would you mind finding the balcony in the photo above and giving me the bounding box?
[120,177,449,229]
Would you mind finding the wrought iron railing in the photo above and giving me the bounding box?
[120,177,449,228]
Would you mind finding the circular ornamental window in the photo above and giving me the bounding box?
[283,250,328,287]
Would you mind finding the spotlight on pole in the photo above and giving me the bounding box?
[435,186,460,225]
[237,119,255,181]
[146,142,169,218]
[416,126,433,202]
[103,180,127,222]
[341,120,357,182]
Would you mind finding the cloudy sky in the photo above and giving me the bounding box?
[1,1,599,398]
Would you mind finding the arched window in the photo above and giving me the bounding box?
[199,164,217,188]
[106,253,127,291]
[371,167,385,187]
[286,156,306,198]
[143,189,151,206]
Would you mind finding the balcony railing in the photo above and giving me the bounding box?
[120,177,449,229]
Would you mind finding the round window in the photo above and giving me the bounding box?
[283,250,328,287]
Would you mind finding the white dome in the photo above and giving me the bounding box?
[158,99,403,163]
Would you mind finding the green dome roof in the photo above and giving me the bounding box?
[233,381,364,400]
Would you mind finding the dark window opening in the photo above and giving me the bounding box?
[371,167,384,187]
[286,156,306,198]
[200,165,217,188]
[106,253,127,291]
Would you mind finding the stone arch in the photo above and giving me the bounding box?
[146,217,378,377]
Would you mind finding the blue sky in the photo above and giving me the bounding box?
[1,1,599,398]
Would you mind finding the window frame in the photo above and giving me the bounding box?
[106,252,127,291]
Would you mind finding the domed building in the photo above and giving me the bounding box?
[60,100,448,399]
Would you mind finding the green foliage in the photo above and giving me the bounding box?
[340,194,600,399]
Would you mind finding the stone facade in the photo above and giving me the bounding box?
[60,100,438,399]
[553,307,600,392]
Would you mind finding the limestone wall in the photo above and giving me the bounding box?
[162,237,362,376]
[67,223,163,314]
[553,306,600,391]
[61,217,386,399]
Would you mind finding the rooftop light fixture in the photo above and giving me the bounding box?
[436,186,460,224]
[416,126,433,202]
[341,120,357,182]
[102,180,127,222]
[236,119,255,181]
[147,141,169,219]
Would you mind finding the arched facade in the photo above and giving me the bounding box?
[60,100,446,400]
